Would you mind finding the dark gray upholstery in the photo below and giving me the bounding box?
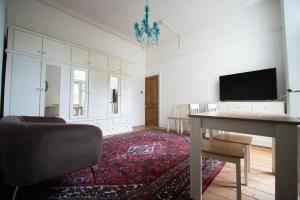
[0,116,102,187]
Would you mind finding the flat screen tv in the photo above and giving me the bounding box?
[219,68,277,101]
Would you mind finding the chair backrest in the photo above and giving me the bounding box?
[189,104,200,114]
[207,104,218,113]
[174,104,189,118]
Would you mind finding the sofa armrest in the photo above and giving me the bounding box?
[0,123,102,186]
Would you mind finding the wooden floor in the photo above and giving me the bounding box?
[133,126,275,200]
[204,145,274,200]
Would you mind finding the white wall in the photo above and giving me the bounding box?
[0,0,6,111]
[7,0,146,126]
[281,0,300,117]
[146,0,285,127]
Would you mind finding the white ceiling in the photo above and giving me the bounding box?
[38,0,263,44]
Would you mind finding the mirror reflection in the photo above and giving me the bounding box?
[73,69,87,117]
[110,75,119,114]
[44,65,60,117]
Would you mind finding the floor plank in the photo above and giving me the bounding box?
[132,126,275,200]
[203,145,274,200]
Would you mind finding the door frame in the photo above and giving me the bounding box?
[145,72,161,127]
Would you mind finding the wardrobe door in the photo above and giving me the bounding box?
[70,67,88,118]
[109,57,121,72]
[90,52,108,71]
[43,38,71,62]
[120,75,133,116]
[10,55,42,116]
[109,74,120,116]
[88,69,108,118]
[13,29,42,56]
[121,61,133,75]
[71,46,89,66]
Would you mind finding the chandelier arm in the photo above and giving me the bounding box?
[134,0,160,48]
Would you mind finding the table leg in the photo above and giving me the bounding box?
[275,124,298,200]
[190,117,202,200]
[272,138,275,173]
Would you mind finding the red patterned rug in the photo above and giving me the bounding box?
[17,129,225,199]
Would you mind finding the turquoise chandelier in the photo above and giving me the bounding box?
[134,0,160,48]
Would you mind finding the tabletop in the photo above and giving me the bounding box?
[189,112,300,125]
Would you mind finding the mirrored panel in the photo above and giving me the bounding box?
[110,75,119,115]
[72,69,87,117]
[44,65,61,117]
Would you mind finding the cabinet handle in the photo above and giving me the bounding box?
[40,88,44,92]
[35,88,40,91]
[37,50,42,54]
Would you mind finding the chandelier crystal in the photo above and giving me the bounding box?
[134,0,160,48]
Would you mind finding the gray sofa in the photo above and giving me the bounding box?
[0,116,102,188]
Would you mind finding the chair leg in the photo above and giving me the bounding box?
[91,166,97,184]
[236,160,242,200]
[244,145,248,186]
[180,120,183,134]
[12,186,18,200]
[209,129,213,139]
[167,120,170,132]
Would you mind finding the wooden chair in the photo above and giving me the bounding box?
[188,104,206,137]
[178,104,190,133]
[207,103,252,185]
[188,104,244,199]
[167,104,186,133]
[189,103,201,114]
[202,139,243,200]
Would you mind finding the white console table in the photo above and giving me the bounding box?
[189,112,300,200]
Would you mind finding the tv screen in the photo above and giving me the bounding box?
[220,68,277,101]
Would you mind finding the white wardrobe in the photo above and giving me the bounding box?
[4,26,134,136]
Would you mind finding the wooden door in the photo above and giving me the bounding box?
[145,75,159,126]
